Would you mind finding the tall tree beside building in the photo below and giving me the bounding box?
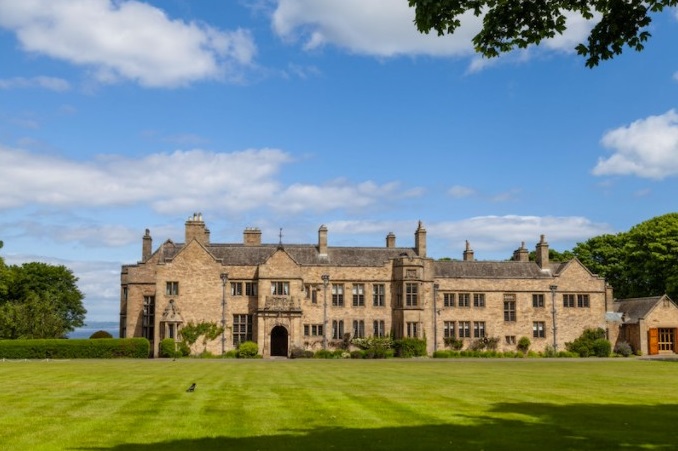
[0,261,86,339]
[408,0,678,67]
[573,213,678,300]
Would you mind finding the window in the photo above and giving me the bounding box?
[245,282,258,297]
[443,321,455,338]
[332,320,344,340]
[532,293,545,308]
[458,293,470,307]
[577,294,590,308]
[533,321,546,338]
[166,282,179,296]
[443,293,455,307]
[352,284,365,306]
[332,284,344,306]
[122,286,128,302]
[458,321,471,338]
[304,324,323,336]
[504,295,516,322]
[120,314,126,339]
[233,314,253,346]
[271,281,289,295]
[142,296,155,340]
[505,335,516,345]
[473,321,486,338]
[405,283,418,306]
[563,294,575,308]
[353,320,365,338]
[374,320,386,337]
[305,284,318,303]
[230,282,243,296]
[406,322,419,338]
[473,293,485,308]
[373,284,385,306]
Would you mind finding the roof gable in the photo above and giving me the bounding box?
[613,295,676,323]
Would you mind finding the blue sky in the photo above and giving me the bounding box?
[1,0,677,322]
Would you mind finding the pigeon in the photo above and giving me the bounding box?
[186,383,196,392]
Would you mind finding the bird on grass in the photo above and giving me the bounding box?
[186,383,196,392]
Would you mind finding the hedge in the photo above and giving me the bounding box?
[0,338,150,359]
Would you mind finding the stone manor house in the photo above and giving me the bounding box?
[120,214,615,357]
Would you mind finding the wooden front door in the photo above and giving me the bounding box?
[648,328,659,355]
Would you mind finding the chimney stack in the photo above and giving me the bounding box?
[318,225,328,256]
[386,232,396,248]
[414,221,426,257]
[513,242,529,262]
[243,227,262,246]
[535,235,549,268]
[185,212,209,245]
[142,229,152,262]
[463,240,474,261]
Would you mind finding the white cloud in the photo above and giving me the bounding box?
[448,185,476,198]
[0,76,70,91]
[0,145,417,215]
[272,0,480,57]
[0,0,257,87]
[323,215,611,258]
[593,110,678,180]
[271,1,594,61]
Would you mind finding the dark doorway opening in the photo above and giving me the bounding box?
[270,326,289,357]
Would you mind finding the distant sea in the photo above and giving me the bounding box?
[68,321,119,339]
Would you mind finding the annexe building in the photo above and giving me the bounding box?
[120,214,613,357]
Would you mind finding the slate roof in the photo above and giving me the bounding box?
[433,260,561,279]
[161,242,418,267]
[612,296,665,323]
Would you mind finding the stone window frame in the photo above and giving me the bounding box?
[165,281,179,296]
[532,293,545,308]
[443,292,455,307]
[533,321,546,338]
[352,283,365,307]
[372,284,385,307]
[332,283,344,307]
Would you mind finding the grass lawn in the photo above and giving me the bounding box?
[1,358,677,450]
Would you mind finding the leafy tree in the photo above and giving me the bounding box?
[572,213,678,300]
[0,261,85,338]
[527,248,575,262]
[408,0,678,67]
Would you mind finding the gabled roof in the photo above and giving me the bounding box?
[433,260,557,279]
[613,295,673,324]
[156,243,418,267]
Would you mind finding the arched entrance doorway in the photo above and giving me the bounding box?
[270,326,289,357]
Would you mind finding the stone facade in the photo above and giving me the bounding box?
[120,214,613,357]
[610,295,678,355]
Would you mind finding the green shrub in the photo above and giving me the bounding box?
[236,341,259,358]
[614,341,633,357]
[433,350,451,358]
[89,330,113,339]
[557,351,580,358]
[0,338,149,359]
[566,328,608,357]
[314,349,336,359]
[159,338,181,358]
[443,337,464,350]
[593,338,612,357]
[290,346,314,359]
[223,350,238,358]
[543,344,557,358]
[468,339,486,351]
[393,338,427,357]
[517,336,531,353]
[485,337,500,351]
[350,350,365,359]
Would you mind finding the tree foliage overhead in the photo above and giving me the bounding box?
[572,213,678,300]
[408,0,678,67]
[0,260,86,339]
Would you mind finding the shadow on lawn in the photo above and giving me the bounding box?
[78,403,678,450]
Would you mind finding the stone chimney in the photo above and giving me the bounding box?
[463,240,474,261]
[185,212,209,245]
[318,225,328,256]
[142,228,152,262]
[513,242,529,262]
[243,227,262,246]
[386,232,396,248]
[414,221,426,257]
[535,235,549,268]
